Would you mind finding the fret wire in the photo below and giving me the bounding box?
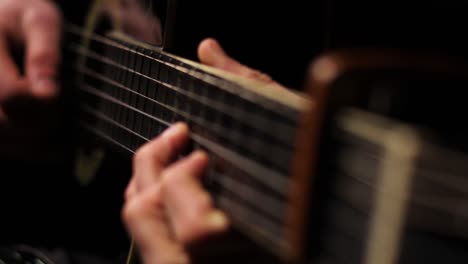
[120,47,131,147]
[81,121,135,154]
[67,44,294,149]
[129,46,141,150]
[211,171,285,223]
[215,88,225,131]
[81,117,286,256]
[68,26,306,142]
[83,101,286,223]
[217,195,284,251]
[108,44,119,140]
[115,46,126,144]
[81,103,150,142]
[79,43,287,167]
[198,80,208,132]
[159,64,170,123]
[148,50,161,137]
[79,82,169,130]
[75,43,284,144]
[184,67,195,125]
[172,59,182,122]
[134,47,144,139]
[78,65,215,137]
[78,64,292,173]
[78,81,288,195]
[65,25,300,121]
[72,35,290,128]
[126,46,137,149]
[186,130,289,196]
[81,102,288,224]
[232,98,245,153]
[114,45,124,131]
[140,49,152,138]
[132,46,141,150]
[103,44,112,119]
[116,45,128,144]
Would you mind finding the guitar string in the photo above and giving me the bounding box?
[75,58,290,224]
[74,59,285,183]
[75,61,293,171]
[67,43,294,175]
[66,26,297,173]
[72,33,291,226]
[82,102,287,221]
[72,49,293,227]
[66,42,295,149]
[65,24,296,256]
[65,24,301,120]
[78,82,290,197]
[76,61,250,148]
[80,113,288,250]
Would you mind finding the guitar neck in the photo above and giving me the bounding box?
[64,24,314,262]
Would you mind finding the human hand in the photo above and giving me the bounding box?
[123,39,284,263]
[122,123,229,264]
[0,0,61,119]
[197,37,286,89]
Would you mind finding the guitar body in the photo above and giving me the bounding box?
[1,0,322,262]
[2,1,468,264]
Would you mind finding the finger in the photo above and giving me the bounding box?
[22,2,61,98]
[0,36,27,101]
[197,38,272,83]
[124,178,137,201]
[122,184,189,263]
[161,150,229,244]
[132,122,189,191]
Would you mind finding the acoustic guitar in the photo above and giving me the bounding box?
[14,0,466,263]
[62,0,315,263]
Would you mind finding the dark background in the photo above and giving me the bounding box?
[1,0,468,261]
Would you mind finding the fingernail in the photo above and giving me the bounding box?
[205,210,229,231]
[191,150,208,161]
[161,122,187,139]
[33,78,56,97]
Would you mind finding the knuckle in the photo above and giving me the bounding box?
[176,219,201,243]
[176,225,193,243]
[182,196,213,229]
[24,3,61,26]
[133,144,154,166]
[123,181,135,200]
[195,192,213,213]
[133,137,174,165]
[159,171,179,197]
[133,136,172,166]
[247,70,272,82]
[152,137,174,164]
[28,51,59,70]
[121,200,142,225]
[162,167,181,186]
[176,204,211,243]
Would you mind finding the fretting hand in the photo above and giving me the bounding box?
[122,123,229,264]
[0,0,61,119]
[122,38,284,264]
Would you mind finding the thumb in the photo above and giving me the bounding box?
[23,3,62,98]
[197,38,272,83]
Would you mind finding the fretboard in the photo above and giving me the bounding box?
[64,24,313,262]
